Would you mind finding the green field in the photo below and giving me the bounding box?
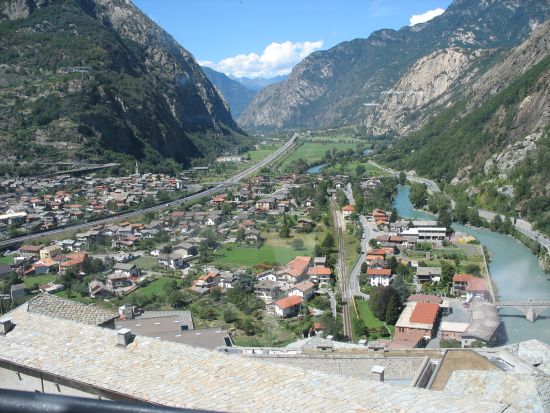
[0,256,14,265]
[213,245,307,268]
[324,160,386,177]
[356,300,384,329]
[128,255,158,270]
[282,141,361,166]
[24,274,56,289]
[127,277,175,298]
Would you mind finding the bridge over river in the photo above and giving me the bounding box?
[495,300,550,322]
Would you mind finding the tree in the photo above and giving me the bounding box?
[369,286,400,321]
[392,274,410,303]
[399,171,407,185]
[389,208,398,223]
[336,189,348,208]
[491,215,503,232]
[223,308,238,323]
[279,223,290,238]
[467,208,483,227]
[453,201,469,224]
[356,164,366,177]
[409,183,428,208]
[440,261,455,291]
[502,215,513,234]
[437,208,453,229]
[385,294,401,325]
[291,238,305,250]
[236,227,245,242]
[322,233,335,251]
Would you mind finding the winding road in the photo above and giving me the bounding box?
[0,134,299,250]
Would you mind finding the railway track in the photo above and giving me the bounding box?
[331,197,352,340]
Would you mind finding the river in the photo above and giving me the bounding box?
[393,185,550,344]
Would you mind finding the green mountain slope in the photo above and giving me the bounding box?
[0,0,247,173]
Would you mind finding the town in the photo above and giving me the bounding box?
[0,137,507,351]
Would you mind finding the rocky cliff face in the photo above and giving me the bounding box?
[240,0,550,133]
[0,0,244,169]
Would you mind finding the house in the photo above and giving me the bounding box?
[452,274,488,300]
[289,280,316,301]
[158,253,185,269]
[10,283,26,301]
[32,258,59,275]
[218,272,236,290]
[255,279,281,303]
[307,266,332,287]
[394,302,440,345]
[440,321,469,341]
[40,245,62,261]
[416,267,442,284]
[245,228,262,243]
[19,245,43,259]
[367,268,392,287]
[113,263,141,277]
[342,205,354,218]
[273,295,303,317]
[313,256,326,267]
[407,294,443,305]
[89,280,114,299]
[277,256,311,286]
[193,272,220,290]
[107,273,132,290]
[38,281,64,293]
[212,194,226,208]
[59,252,88,275]
[175,242,198,257]
[255,198,274,211]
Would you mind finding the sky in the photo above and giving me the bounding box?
[133,0,452,78]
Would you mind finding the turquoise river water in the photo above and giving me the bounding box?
[393,185,550,344]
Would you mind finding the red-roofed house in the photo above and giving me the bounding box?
[452,274,488,300]
[367,268,392,287]
[273,295,303,317]
[394,301,440,345]
[277,256,311,287]
[60,252,88,275]
[289,280,316,301]
[307,266,332,287]
[342,205,354,218]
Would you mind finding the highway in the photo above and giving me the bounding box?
[368,160,550,253]
[0,134,299,250]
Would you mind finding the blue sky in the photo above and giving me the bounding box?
[134,0,452,78]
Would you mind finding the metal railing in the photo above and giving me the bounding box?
[0,389,216,413]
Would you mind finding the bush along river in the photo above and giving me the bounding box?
[394,185,550,345]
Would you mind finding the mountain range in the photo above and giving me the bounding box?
[239,0,550,133]
[0,0,246,172]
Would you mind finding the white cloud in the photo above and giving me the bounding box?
[199,40,324,78]
[409,7,445,26]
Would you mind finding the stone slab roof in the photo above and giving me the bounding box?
[0,305,504,413]
[26,293,117,326]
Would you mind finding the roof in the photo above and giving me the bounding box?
[307,266,332,276]
[285,256,311,277]
[26,293,117,326]
[453,273,476,283]
[407,294,443,304]
[463,299,500,342]
[274,295,304,309]
[465,278,486,292]
[440,321,470,333]
[416,267,442,276]
[0,304,504,412]
[410,302,440,325]
[342,205,354,212]
[367,268,392,277]
[20,245,43,252]
[292,280,315,292]
[113,262,136,271]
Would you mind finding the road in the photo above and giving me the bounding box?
[0,134,299,250]
[330,197,352,340]
[368,160,549,253]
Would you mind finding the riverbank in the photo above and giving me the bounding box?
[394,185,550,345]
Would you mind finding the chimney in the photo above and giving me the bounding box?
[117,328,133,347]
[371,365,385,382]
[0,319,13,335]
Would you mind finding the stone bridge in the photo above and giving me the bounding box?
[495,299,550,322]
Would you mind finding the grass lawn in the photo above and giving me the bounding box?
[232,315,297,347]
[128,255,158,270]
[356,300,384,329]
[213,245,306,268]
[128,277,174,298]
[54,289,96,304]
[0,256,14,265]
[325,160,387,177]
[281,142,361,166]
[24,274,56,289]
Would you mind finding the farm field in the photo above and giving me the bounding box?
[281,141,361,166]
[24,274,56,289]
[128,255,158,270]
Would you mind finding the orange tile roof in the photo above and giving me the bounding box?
[292,280,315,292]
[307,266,332,276]
[342,205,354,212]
[409,302,439,325]
[407,294,443,304]
[285,256,311,277]
[274,295,303,309]
[369,249,387,256]
[367,268,392,277]
[453,273,476,283]
[466,278,486,292]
